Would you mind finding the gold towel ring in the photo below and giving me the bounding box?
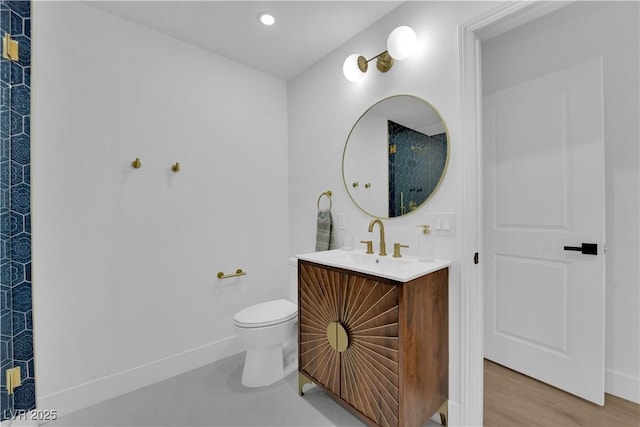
[317,190,332,211]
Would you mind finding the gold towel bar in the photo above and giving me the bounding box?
[317,190,332,211]
[217,269,246,279]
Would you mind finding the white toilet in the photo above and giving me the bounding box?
[233,258,298,387]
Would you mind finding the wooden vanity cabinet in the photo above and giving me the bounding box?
[298,260,448,427]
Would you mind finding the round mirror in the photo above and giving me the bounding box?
[342,95,449,218]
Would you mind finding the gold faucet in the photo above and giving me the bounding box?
[368,219,387,256]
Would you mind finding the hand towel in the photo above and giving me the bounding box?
[315,209,337,251]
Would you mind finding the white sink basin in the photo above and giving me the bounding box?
[296,249,450,282]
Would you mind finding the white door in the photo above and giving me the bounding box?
[483,58,606,405]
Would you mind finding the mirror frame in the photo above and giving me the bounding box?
[342,94,450,219]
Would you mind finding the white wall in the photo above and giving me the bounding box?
[481,1,639,402]
[287,1,499,423]
[31,2,289,416]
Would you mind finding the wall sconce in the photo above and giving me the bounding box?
[343,26,417,82]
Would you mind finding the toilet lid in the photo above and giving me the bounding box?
[234,299,297,328]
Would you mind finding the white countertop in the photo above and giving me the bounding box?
[296,249,450,282]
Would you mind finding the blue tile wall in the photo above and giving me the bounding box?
[388,121,447,217]
[1,0,33,420]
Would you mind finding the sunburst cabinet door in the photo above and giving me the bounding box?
[341,274,400,427]
[299,262,343,394]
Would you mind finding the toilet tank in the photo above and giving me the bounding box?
[289,257,298,303]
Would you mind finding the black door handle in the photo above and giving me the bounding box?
[564,243,597,255]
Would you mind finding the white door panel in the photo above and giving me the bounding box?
[484,58,605,404]
[495,255,568,353]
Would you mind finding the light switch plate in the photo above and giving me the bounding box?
[338,213,347,230]
[423,212,456,236]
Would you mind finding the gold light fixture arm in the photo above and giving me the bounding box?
[357,50,394,74]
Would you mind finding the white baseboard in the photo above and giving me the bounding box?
[606,368,640,403]
[447,400,461,427]
[37,336,242,418]
[429,399,460,426]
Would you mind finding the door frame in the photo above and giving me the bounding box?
[458,2,575,425]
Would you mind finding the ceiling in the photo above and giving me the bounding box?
[85,1,403,81]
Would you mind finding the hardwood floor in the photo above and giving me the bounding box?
[484,359,640,427]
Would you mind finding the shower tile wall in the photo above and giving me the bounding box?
[1,0,34,419]
[388,121,447,217]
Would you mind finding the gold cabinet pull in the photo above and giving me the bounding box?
[326,321,349,352]
[217,269,246,279]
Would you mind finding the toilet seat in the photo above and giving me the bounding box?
[233,299,297,328]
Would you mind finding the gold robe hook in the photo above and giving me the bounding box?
[131,158,142,169]
[171,162,180,173]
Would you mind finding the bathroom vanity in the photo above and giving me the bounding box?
[296,250,449,427]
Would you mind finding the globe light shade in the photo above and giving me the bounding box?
[387,26,417,60]
[343,54,365,82]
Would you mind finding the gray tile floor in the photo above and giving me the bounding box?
[47,352,440,427]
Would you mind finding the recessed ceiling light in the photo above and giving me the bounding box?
[258,12,275,26]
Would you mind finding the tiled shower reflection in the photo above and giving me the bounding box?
[1,0,34,419]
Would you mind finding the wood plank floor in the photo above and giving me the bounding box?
[484,359,640,427]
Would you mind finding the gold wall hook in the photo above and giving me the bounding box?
[352,182,359,188]
[131,158,142,169]
[2,34,19,62]
[171,162,180,173]
[5,366,21,395]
